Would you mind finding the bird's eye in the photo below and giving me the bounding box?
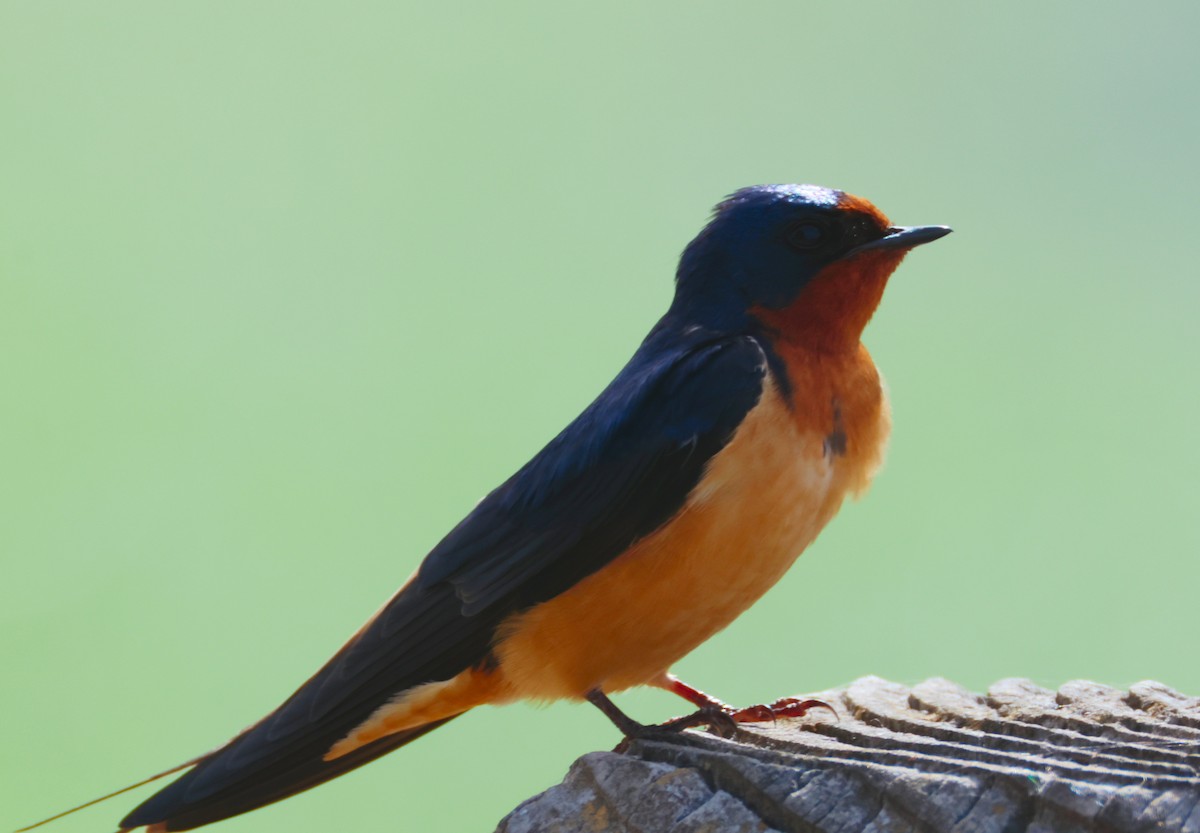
[786,221,827,250]
[846,216,878,246]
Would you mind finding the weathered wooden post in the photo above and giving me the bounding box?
[497,677,1200,833]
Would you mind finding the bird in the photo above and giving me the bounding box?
[20,184,950,833]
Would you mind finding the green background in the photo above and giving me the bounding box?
[4,2,1198,830]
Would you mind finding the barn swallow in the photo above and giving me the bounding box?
[21,184,949,832]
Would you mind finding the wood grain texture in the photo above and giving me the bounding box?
[496,677,1200,833]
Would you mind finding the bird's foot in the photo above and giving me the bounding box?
[725,696,838,723]
[656,697,836,737]
[655,704,740,738]
[585,690,738,741]
[650,673,838,727]
[586,688,837,748]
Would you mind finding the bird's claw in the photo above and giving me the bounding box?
[728,696,838,724]
[650,697,838,740]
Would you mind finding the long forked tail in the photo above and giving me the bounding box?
[14,753,213,833]
[14,717,456,833]
[119,717,458,832]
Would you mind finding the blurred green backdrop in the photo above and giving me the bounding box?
[3,1,1198,830]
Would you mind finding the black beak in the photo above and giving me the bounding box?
[849,224,952,256]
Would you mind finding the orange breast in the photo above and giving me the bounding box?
[770,341,890,497]
[489,346,890,701]
[328,344,891,755]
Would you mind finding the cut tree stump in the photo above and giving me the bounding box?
[496,676,1200,833]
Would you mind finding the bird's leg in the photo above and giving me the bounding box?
[651,672,734,711]
[585,688,736,738]
[640,674,735,736]
[585,689,650,737]
[651,672,838,724]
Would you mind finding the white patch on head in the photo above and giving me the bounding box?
[770,183,840,207]
[716,183,842,217]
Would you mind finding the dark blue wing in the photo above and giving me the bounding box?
[120,328,767,832]
[418,331,768,615]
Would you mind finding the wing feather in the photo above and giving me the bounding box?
[120,328,767,831]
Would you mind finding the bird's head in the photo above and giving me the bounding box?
[674,184,950,352]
